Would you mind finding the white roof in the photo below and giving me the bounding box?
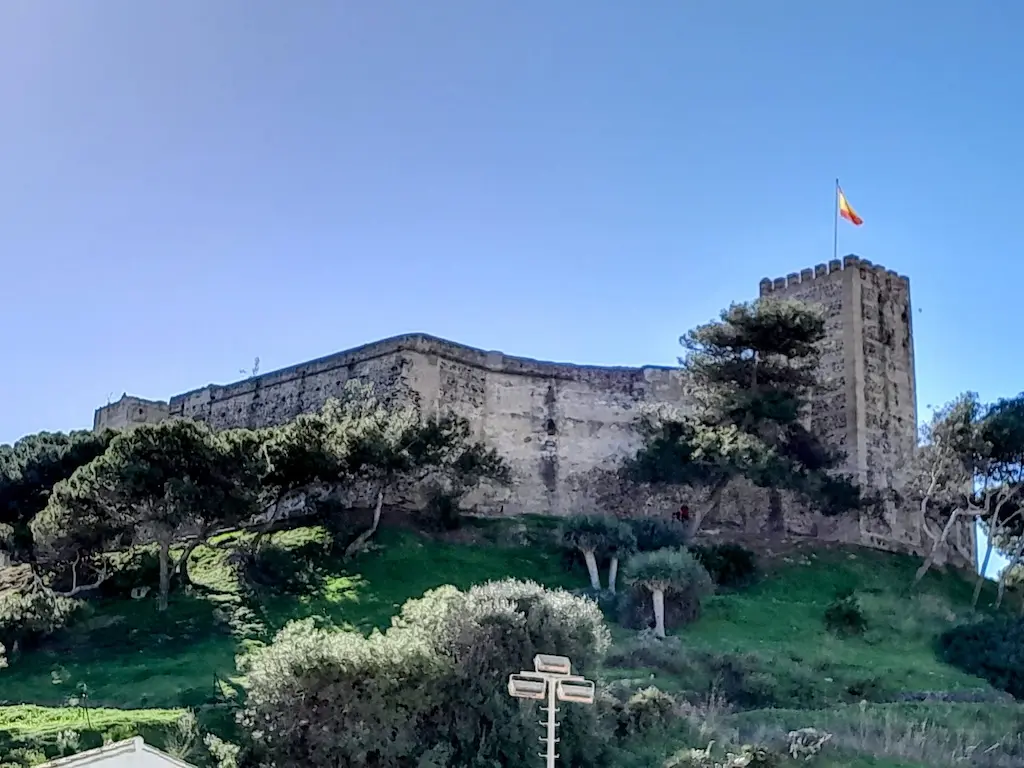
[37,737,197,767]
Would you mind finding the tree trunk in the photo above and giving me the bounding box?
[689,481,727,540]
[913,509,967,588]
[582,549,601,591]
[251,493,289,553]
[157,541,171,612]
[343,489,385,560]
[996,535,1024,609]
[608,556,619,593]
[175,539,202,588]
[652,588,666,638]
[972,534,996,609]
[768,488,784,533]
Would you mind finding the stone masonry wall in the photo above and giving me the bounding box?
[162,334,692,517]
[92,260,971,568]
[758,256,967,561]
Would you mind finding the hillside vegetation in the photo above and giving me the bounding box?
[2,295,1022,766]
[1,515,1021,767]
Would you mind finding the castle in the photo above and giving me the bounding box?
[92,256,972,565]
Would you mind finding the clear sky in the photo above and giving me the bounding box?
[1,2,1021,566]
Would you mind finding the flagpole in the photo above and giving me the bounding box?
[833,178,839,261]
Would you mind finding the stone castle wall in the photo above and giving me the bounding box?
[159,334,692,517]
[93,258,970,566]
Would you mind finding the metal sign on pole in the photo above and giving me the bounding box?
[507,654,596,768]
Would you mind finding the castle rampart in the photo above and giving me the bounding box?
[91,259,971,567]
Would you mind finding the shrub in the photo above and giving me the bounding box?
[824,590,867,637]
[316,498,361,553]
[665,742,781,768]
[787,728,832,761]
[692,543,758,589]
[0,565,79,656]
[237,542,318,596]
[938,617,1024,699]
[615,686,678,738]
[415,485,463,532]
[240,579,613,767]
[629,517,690,552]
[97,548,163,600]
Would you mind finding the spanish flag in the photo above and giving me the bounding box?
[838,186,863,226]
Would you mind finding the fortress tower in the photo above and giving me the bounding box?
[88,257,954,565]
[759,255,918,497]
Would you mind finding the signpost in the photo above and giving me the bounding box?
[507,654,596,768]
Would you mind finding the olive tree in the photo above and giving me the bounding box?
[246,382,510,559]
[240,579,611,767]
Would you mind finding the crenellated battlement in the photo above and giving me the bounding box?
[759,254,909,296]
[85,258,956,567]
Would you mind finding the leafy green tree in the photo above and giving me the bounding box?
[0,429,115,560]
[324,382,510,557]
[243,382,510,558]
[31,420,265,610]
[623,547,713,637]
[0,564,79,663]
[907,392,1024,595]
[246,412,346,551]
[628,298,860,535]
[976,394,1024,606]
[240,579,610,767]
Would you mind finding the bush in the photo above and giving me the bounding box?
[315,498,361,552]
[0,565,79,656]
[629,517,690,552]
[824,590,867,637]
[97,548,163,600]
[692,543,758,589]
[615,686,678,738]
[237,542,319,596]
[415,486,463,532]
[665,742,781,768]
[240,579,613,767]
[938,617,1024,699]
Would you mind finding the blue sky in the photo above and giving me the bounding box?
[1,3,1020,566]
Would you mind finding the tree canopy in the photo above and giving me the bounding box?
[31,419,266,609]
[240,579,610,767]
[0,429,115,560]
[627,297,860,531]
[907,391,1024,597]
[26,383,510,608]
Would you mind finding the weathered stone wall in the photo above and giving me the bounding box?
[758,256,966,561]
[91,259,971,567]
[156,334,692,517]
[759,255,917,496]
[93,395,170,432]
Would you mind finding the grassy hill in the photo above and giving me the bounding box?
[0,515,1020,767]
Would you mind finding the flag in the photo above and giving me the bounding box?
[838,187,863,226]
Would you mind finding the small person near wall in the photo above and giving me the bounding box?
[672,504,690,524]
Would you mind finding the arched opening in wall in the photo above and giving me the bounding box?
[545,418,557,436]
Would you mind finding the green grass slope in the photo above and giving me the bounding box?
[0,517,1020,767]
